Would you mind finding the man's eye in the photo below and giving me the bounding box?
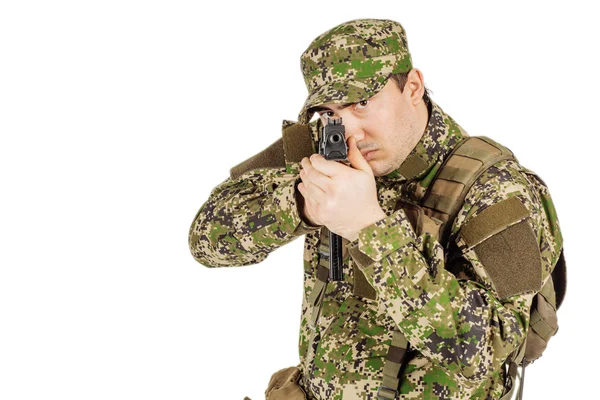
[320,111,335,118]
[356,100,369,109]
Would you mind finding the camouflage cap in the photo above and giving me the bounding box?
[298,18,413,124]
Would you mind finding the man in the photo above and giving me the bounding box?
[188,19,564,399]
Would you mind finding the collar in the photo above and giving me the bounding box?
[377,99,469,186]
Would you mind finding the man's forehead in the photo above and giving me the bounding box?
[311,102,355,113]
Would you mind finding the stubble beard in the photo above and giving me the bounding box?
[373,118,420,177]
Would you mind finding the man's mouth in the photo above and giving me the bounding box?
[361,150,378,160]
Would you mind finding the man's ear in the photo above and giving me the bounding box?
[407,68,425,105]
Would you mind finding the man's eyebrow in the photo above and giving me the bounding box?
[311,102,354,113]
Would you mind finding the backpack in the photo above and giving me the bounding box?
[314,136,566,400]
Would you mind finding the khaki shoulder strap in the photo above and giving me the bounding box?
[421,136,517,246]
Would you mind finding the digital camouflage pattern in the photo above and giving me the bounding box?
[298,19,413,124]
[188,100,563,399]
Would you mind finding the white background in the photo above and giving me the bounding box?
[1,1,597,399]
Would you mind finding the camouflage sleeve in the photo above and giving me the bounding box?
[347,159,559,388]
[188,118,324,267]
[188,167,322,267]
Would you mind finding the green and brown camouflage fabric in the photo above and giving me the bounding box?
[188,100,563,399]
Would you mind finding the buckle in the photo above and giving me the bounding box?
[377,385,398,400]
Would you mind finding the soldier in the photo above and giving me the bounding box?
[188,19,564,400]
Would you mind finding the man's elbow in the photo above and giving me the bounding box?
[188,232,263,268]
[188,231,220,268]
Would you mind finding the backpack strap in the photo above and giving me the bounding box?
[421,136,516,246]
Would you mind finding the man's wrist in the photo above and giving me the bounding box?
[363,208,387,231]
[294,179,321,227]
[346,208,387,242]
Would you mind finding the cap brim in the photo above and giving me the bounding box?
[297,75,390,124]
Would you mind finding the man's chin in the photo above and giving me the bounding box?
[370,162,385,177]
[372,163,396,178]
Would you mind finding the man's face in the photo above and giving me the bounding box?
[312,74,426,177]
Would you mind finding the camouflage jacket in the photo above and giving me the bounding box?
[188,101,563,400]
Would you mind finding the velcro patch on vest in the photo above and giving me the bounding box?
[458,196,542,299]
[353,264,377,300]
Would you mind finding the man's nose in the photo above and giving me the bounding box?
[343,119,365,144]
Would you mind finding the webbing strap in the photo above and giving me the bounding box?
[513,332,528,367]
[528,277,558,343]
[499,361,521,400]
[437,165,475,183]
[539,276,557,308]
[500,336,529,400]
[308,264,329,327]
[529,308,557,342]
[378,330,409,400]
[308,230,331,329]
[377,386,399,400]
[308,277,327,328]
[421,136,516,246]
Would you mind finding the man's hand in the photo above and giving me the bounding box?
[296,136,386,242]
[295,183,323,227]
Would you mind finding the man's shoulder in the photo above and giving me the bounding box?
[455,156,540,227]
[442,135,548,253]
[442,138,552,299]
[432,135,537,231]
[445,135,539,208]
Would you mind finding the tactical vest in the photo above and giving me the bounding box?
[310,136,567,400]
